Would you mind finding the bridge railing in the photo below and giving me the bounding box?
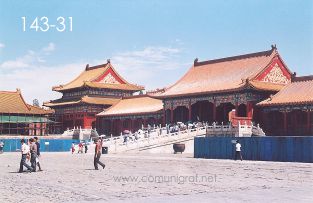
[98,122,265,153]
[101,125,207,153]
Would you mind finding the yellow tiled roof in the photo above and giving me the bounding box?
[81,96,120,105]
[43,96,120,107]
[156,48,290,98]
[84,82,143,91]
[52,62,144,92]
[258,80,313,106]
[0,90,51,114]
[97,96,163,116]
[248,80,285,91]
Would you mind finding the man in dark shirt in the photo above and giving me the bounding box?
[34,137,42,171]
[29,138,37,172]
[94,138,105,170]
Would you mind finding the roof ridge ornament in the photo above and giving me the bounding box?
[271,44,277,50]
[16,88,21,93]
[241,78,249,84]
[194,58,198,66]
[85,64,89,70]
[107,59,110,64]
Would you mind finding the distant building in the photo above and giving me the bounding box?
[44,60,143,133]
[0,89,53,136]
[97,95,163,135]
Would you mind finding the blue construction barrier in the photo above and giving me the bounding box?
[194,136,313,163]
[1,139,80,152]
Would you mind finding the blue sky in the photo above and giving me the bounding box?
[0,0,312,104]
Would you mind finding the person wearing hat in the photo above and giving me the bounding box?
[94,138,105,170]
[19,139,33,173]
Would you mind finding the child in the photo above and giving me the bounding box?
[78,142,83,153]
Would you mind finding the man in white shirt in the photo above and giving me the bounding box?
[19,139,33,173]
[235,140,243,161]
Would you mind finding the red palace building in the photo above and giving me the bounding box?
[150,46,292,128]
[44,60,144,133]
[45,45,313,137]
[97,45,304,136]
[97,95,163,136]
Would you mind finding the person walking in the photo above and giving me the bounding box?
[0,140,4,153]
[235,140,243,161]
[84,143,88,153]
[94,138,105,170]
[34,137,42,171]
[19,139,33,173]
[29,138,37,172]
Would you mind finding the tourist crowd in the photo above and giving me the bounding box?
[121,121,206,144]
[19,137,42,173]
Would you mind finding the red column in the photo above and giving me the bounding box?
[110,119,114,135]
[223,104,227,121]
[119,120,122,134]
[246,102,254,118]
[199,102,203,121]
[61,114,64,131]
[188,103,192,121]
[162,109,166,126]
[170,107,174,124]
[283,111,287,135]
[83,114,94,129]
[261,111,266,127]
[119,119,123,134]
[213,102,216,121]
[130,119,134,132]
[246,102,250,118]
[73,115,76,128]
[235,103,238,116]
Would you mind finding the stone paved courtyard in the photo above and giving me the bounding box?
[0,152,312,203]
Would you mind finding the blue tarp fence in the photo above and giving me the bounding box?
[194,136,313,163]
[1,139,80,152]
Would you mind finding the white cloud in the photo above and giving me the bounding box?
[113,47,181,67]
[0,43,5,49]
[0,62,85,105]
[111,46,189,90]
[0,43,55,70]
[42,42,55,53]
[0,45,189,105]
[0,60,29,69]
